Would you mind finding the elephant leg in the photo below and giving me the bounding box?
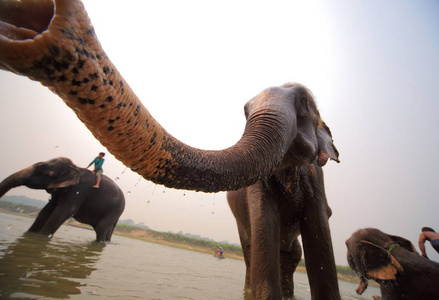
[237,227,251,292]
[300,199,340,299]
[280,238,302,298]
[39,197,79,236]
[247,183,282,299]
[94,214,119,242]
[227,189,252,293]
[28,200,57,233]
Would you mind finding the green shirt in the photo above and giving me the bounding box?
[90,157,105,171]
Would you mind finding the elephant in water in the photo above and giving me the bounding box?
[228,157,338,298]
[346,228,439,300]
[0,157,125,242]
[0,1,340,298]
[227,109,339,298]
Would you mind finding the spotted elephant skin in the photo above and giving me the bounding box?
[0,0,338,193]
[0,157,125,242]
[346,228,439,300]
[0,3,341,299]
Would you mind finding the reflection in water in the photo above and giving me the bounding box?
[0,214,380,300]
[0,232,105,299]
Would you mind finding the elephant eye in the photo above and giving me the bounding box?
[43,170,56,177]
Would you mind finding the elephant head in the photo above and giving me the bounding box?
[0,0,338,192]
[0,157,80,196]
[346,228,419,296]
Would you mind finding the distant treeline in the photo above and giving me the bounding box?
[0,199,41,214]
[116,224,243,257]
[1,195,47,208]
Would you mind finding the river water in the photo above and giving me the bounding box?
[0,212,379,299]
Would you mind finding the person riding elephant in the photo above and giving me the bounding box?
[0,157,125,242]
[0,1,340,299]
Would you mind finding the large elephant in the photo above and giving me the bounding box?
[227,126,339,299]
[0,157,125,242]
[346,228,439,300]
[0,1,340,298]
[0,0,338,193]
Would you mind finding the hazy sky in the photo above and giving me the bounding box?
[1,0,438,266]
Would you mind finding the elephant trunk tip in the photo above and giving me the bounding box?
[0,168,31,198]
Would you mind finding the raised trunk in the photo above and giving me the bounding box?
[0,0,294,192]
[0,167,33,198]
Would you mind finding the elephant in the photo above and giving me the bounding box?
[346,228,439,300]
[227,133,339,299]
[0,0,339,193]
[0,1,340,298]
[0,157,125,242]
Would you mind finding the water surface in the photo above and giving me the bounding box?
[0,212,379,299]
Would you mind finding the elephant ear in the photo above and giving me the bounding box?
[360,240,404,281]
[47,165,81,189]
[388,234,419,254]
[316,121,340,166]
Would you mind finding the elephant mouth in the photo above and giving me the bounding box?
[0,0,54,40]
[284,134,318,166]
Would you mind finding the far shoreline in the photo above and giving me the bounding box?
[0,209,361,284]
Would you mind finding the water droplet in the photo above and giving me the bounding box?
[127,191,131,195]
[76,191,80,195]
[211,212,215,215]
[147,201,150,204]
[183,193,186,196]
[54,146,59,149]
[115,177,120,182]
[48,234,53,238]
[162,190,165,193]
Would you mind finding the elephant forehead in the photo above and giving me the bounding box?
[245,87,296,114]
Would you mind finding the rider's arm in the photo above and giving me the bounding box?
[418,232,428,258]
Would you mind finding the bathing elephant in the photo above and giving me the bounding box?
[0,2,340,298]
[227,128,339,299]
[0,157,125,242]
[346,228,439,300]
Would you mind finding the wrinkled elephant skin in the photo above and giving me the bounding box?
[0,2,342,299]
[0,0,338,193]
[228,161,340,299]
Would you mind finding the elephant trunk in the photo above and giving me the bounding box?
[0,0,293,192]
[0,167,33,198]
